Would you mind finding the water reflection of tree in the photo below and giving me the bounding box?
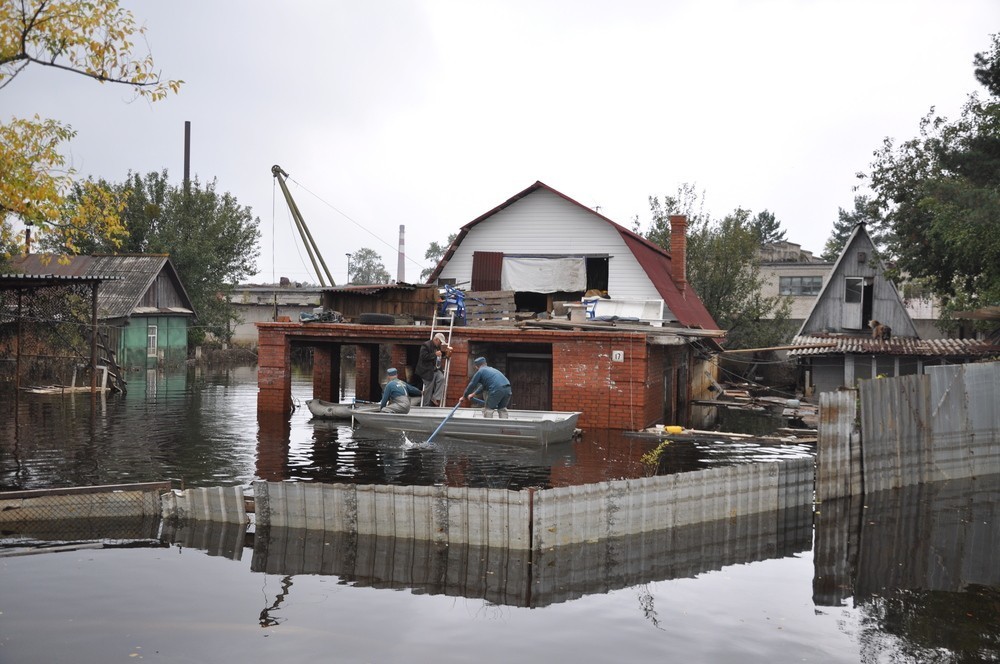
[858,586,1000,662]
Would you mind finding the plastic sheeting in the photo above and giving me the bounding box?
[500,256,586,293]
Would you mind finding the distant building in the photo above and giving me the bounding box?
[759,239,949,339]
[230,280,323,347]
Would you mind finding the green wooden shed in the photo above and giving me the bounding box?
[13,254,196,369]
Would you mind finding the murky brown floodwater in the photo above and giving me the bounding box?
[0,363,811,491]
[1,364,997,663]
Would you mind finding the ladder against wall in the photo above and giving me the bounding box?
[425,311,455,406]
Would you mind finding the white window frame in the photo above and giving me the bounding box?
[147,324,158,357]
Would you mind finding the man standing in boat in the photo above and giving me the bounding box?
[378,368,422,414]
[462,357,512,419]
[415,333,451,406]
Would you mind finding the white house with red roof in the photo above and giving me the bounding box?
[427,181,718,332]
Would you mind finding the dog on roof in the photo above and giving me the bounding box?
[869,319,892,341]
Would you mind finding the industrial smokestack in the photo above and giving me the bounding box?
[183,121,191,190]
[397,224,405,283]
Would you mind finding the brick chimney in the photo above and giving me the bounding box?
[669,215,687,292]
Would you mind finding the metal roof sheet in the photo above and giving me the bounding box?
[10,254,195,320]
[789,334,1000,358]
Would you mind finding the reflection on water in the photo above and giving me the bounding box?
[1,363,812,491]
[1,362,997,661]
[815,475,1000,660]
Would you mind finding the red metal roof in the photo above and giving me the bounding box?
[425,181,719,331]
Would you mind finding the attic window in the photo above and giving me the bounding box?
[857,251,867,264]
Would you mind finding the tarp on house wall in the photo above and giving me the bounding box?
[500,257,586,293]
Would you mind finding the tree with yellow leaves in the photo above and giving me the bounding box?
[0,0,182,264]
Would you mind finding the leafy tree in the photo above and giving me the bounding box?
[749,210,786,245]
[860,34,1000,312]
[0,1,181,265]
[349,247,390,285]
[43,171,260,344]
[821,195,883,261]
[420,233,456,281]
[642,183,708,248]
[643,194,794,349]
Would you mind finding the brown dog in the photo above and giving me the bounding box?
[869,319,892,341]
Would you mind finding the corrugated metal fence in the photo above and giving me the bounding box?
[253,457,815,550]
[818,361,1000,501]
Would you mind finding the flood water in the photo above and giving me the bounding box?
[1,364,998,663]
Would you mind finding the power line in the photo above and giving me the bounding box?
[286,176,433,275]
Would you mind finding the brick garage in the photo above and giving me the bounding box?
[256,321,714,430]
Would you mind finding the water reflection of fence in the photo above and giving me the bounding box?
[253,457,815,550]
[817,361,1000,501]
[813,474,1000,607]
[244,503,813,608]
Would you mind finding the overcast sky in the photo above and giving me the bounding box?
[7,0,998,284]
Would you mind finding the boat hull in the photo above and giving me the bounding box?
[306,399,377,419]
[351,407,581,445]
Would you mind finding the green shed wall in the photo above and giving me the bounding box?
[118,316,189,369]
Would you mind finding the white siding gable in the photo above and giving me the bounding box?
[438,189,662,302]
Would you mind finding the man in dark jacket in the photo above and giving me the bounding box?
[415,333,450,406]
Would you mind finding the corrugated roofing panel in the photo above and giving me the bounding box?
[790,334,1000,358]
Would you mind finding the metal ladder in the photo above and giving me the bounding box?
[425,310,455,407]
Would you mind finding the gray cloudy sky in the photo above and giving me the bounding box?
[7,0,998,284]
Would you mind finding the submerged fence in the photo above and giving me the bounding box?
[253,457,815,550]
[817,361,1000,501]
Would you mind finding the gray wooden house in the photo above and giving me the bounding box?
[789,225,998,395]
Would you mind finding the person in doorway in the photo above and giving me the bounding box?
[378,367,422,414]
[462,356,512,419]
[415,333,451,406]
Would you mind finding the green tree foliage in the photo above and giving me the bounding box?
[349,247,390,285]
[749,210,786,245]
[643,191,794,349]
[861,34,1000,312]
[0,1,181,265]
[43,171,260,344]
[822,195,883,261]
[420,233,457,281]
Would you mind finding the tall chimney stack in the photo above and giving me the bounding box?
[397,224,405,283]
[183,121,191,190]
[669,215,687,293]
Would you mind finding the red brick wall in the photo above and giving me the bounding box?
[389,344,409,380]
[354,344,378,401]
[552,335,653,430]
[311,344,341,402]
[257,327,292,415]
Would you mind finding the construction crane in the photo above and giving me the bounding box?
[271,165,336,287]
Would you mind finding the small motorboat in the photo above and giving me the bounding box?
[306,399,378,419]
[351,406,581,445]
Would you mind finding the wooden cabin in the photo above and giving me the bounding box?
[14,254,196,369]
[789,225,999,394]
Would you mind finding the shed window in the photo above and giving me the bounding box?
[147,325,158,357]
[845,277,863,303]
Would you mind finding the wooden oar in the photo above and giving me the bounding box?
[426,399,464,443]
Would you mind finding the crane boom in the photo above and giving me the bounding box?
[271,164,336,287]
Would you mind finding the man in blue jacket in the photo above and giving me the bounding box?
[462,357,512,419]
[379,367,422,413]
